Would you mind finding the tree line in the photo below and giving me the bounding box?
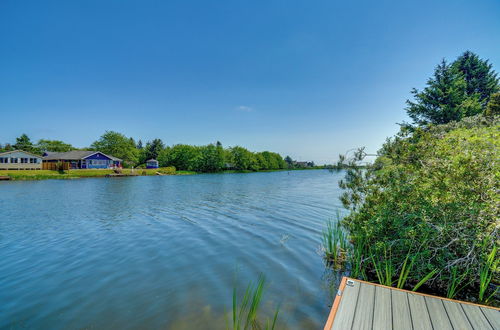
[0,133,315,172]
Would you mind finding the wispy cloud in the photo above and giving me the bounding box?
[235,105,253,112]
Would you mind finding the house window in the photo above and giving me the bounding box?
[10,158,18,163]
[0,157,8,163]
[20,158,28,163]
[29,158,37,163]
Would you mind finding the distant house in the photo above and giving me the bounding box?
[0,150,42,170]
[146,159,159,169]
[43,151,122,169]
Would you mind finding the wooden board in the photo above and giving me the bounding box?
[327,277,500,330]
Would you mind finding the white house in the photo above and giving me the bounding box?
[0,150,43,170]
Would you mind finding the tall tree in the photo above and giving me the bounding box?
[145,138,165,160]
[37,139,74,152]
[406,60,480,125]
[406,52,499,126]
[91,131,138,165]
[451,51,499,106]
[14,134,39,153]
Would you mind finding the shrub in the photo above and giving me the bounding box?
[339,115,499,303]
[158,166,176,175]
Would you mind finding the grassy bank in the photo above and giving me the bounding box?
[0,167,324,181]
[0,167,188,181]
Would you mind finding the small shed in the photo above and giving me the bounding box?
[146,159,159,169]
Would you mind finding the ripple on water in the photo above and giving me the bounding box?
[0,170,345,329]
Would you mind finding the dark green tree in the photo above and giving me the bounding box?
[406,52,499,126]
[145,138,165,160]
[14,134,39,153]
[451,51,499,107]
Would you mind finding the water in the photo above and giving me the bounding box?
[0,170,345,329]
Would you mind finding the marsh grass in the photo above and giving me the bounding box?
[322,220,348,269]
[479,246,499,303]
[228,275,279,330]
[447,266,471,299]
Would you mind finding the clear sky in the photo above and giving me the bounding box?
[1,0,499,164]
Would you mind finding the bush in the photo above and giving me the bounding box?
[339,115,499,304]
[158,166,176,175]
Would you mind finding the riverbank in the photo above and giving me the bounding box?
[0,168,194,181]
[0,167,324,181]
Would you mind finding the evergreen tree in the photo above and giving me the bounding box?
[451,51,499,106]
[137,140,143,149]
[145,138,165,160]
[406,52,499,126]
[14,134,39,153]
[406,59,479,125]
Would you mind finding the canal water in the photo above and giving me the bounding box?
[0,170,345,329]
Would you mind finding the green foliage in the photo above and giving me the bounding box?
[91,131,139,166]
[479,246,499,303]
[322,219,348,269]
[37,139,74,152]
[485,92,500,116]
[230,146,258,171]
[13,134,40,154]
[338,115,499,303]
[228,275,279,330]
[406,52,499,125]
[145,138,165,160]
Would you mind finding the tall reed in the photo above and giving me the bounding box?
[322,220,348,269]
[479,246,498,303]
[228,274,280,330]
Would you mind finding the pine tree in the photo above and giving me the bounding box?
[484,92,500,116]
[451,51,499,106]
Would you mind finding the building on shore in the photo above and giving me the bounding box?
[146,159,159,169]
[0,150,43,170]
[42,151,122,169]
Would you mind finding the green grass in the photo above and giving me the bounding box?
[228,275,279,330]
[0,167,192,180]
[322,219,348,269]
[479,246,498,303]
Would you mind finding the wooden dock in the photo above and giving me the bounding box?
[325,277,500,330]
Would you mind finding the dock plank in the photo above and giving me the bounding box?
[424,296,453,330]
[408,293,432,330]
[352,282,375,330]
[461,303,493,329]
[331,280,360,330]
[327,278,500,330]
[373,286,392,330]
[481,307,500,329]
[391,289,412,329]
[442,300,473,330]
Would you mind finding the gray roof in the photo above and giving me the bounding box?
[43,150,122,161]
[0,150,43,158]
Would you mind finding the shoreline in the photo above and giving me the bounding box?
[0,167,326,181]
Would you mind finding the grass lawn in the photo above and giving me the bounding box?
[0,167,191,180]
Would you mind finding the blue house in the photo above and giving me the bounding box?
[43,151,122,169]
[146,159,159,169]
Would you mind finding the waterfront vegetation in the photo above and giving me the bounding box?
[0,167,185,180]
[1,134,319,173]
[228,275,279,330]
[323,51,500,306]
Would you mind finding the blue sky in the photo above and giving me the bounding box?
[1,0,499,164]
